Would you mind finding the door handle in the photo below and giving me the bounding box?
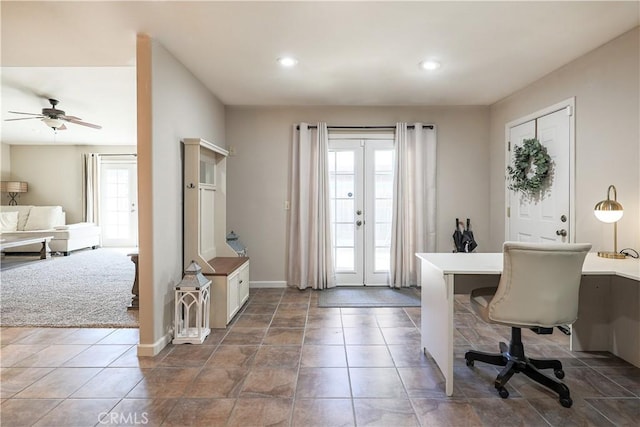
[356,220,363,226]
[556,229,567,237]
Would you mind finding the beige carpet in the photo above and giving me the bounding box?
[1,248,138,327]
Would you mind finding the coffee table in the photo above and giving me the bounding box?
[0,236,53,259]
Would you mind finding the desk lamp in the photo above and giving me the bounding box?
[593,185,625,259]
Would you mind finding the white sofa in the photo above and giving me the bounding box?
[0,205,101,256]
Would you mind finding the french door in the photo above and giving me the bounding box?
[329,138,394,286]
[100,159,138,247]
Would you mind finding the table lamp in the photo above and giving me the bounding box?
[593,185,625,259]
[0,181,28,206]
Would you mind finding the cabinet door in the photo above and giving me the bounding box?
[227,272,240,322]
[239,262,250,306]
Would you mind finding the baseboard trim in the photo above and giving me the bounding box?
[250,281,287,289]
[137,332,172,357]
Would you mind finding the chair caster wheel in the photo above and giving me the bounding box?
[554,369,565,379]
[560,397,573,408]
[497,387,509,399]
[466,358,474,367]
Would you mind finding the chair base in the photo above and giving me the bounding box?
[464,327,573,408]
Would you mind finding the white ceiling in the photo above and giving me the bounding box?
[2,67,137,145]
[1,1,638,145]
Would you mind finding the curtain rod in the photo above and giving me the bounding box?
[296,124,434,130]
[93,153,137,157]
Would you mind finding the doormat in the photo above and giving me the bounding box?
[318,287,420,308]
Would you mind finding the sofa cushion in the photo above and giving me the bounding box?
[50,223,101,240]
[24,206,64,231]
[0,205,33,230]
[54,222,98,231]
[0,211,19,232]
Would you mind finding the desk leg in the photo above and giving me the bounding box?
[572,276,610,352]
[421,262,455,396]
[573,275,640,368]
[609,276,640,367]
[39,241,50,260]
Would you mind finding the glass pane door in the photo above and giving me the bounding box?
[365,142,394,285]
[328,141,363,285]
[329,138,394,286]
[100,161,138,247]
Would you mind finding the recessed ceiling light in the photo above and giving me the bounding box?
[277,56,298,68]
[420,60,441,71]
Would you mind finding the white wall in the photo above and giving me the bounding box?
[489,27,639,253]
[226,106,490,283]
[6,145,135,222]
[137,36,226,355]
[0,143,10,180]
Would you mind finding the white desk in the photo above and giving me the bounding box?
[416,252,640,396]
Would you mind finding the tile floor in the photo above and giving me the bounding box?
[1,288,639,426]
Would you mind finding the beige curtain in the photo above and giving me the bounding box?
[83,153,100,224]
[390,123,437,288]
[287,123,335,290]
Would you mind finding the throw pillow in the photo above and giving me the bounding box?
[0,206,32,230]
[0,211,19,232]
[24,206,63,231]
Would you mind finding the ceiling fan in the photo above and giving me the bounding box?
[5,98,102,131]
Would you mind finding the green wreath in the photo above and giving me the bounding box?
[507,138,552,196]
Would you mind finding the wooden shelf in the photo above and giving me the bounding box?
[205,257,250,276]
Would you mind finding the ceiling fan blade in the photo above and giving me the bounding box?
[4,116,43,121]
[57,123,67,131]
[60,114,83,121]
[8,111,43,116]
[64,117,102,129]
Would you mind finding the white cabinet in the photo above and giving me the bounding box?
[182,138,236,274]
[208,258,250,328]
[182,138,249,329]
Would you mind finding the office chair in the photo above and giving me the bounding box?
[464,242,591,408]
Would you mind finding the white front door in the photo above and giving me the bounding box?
[100,160,138,247]
[508,107,572,242]
[329,139,394,285]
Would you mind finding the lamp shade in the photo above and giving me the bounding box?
[42,117,63,129]
[0,181,28,193]
[593,185,623,223]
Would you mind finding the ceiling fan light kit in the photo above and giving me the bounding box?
[5,98,102,132]
[42,117,63,129]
